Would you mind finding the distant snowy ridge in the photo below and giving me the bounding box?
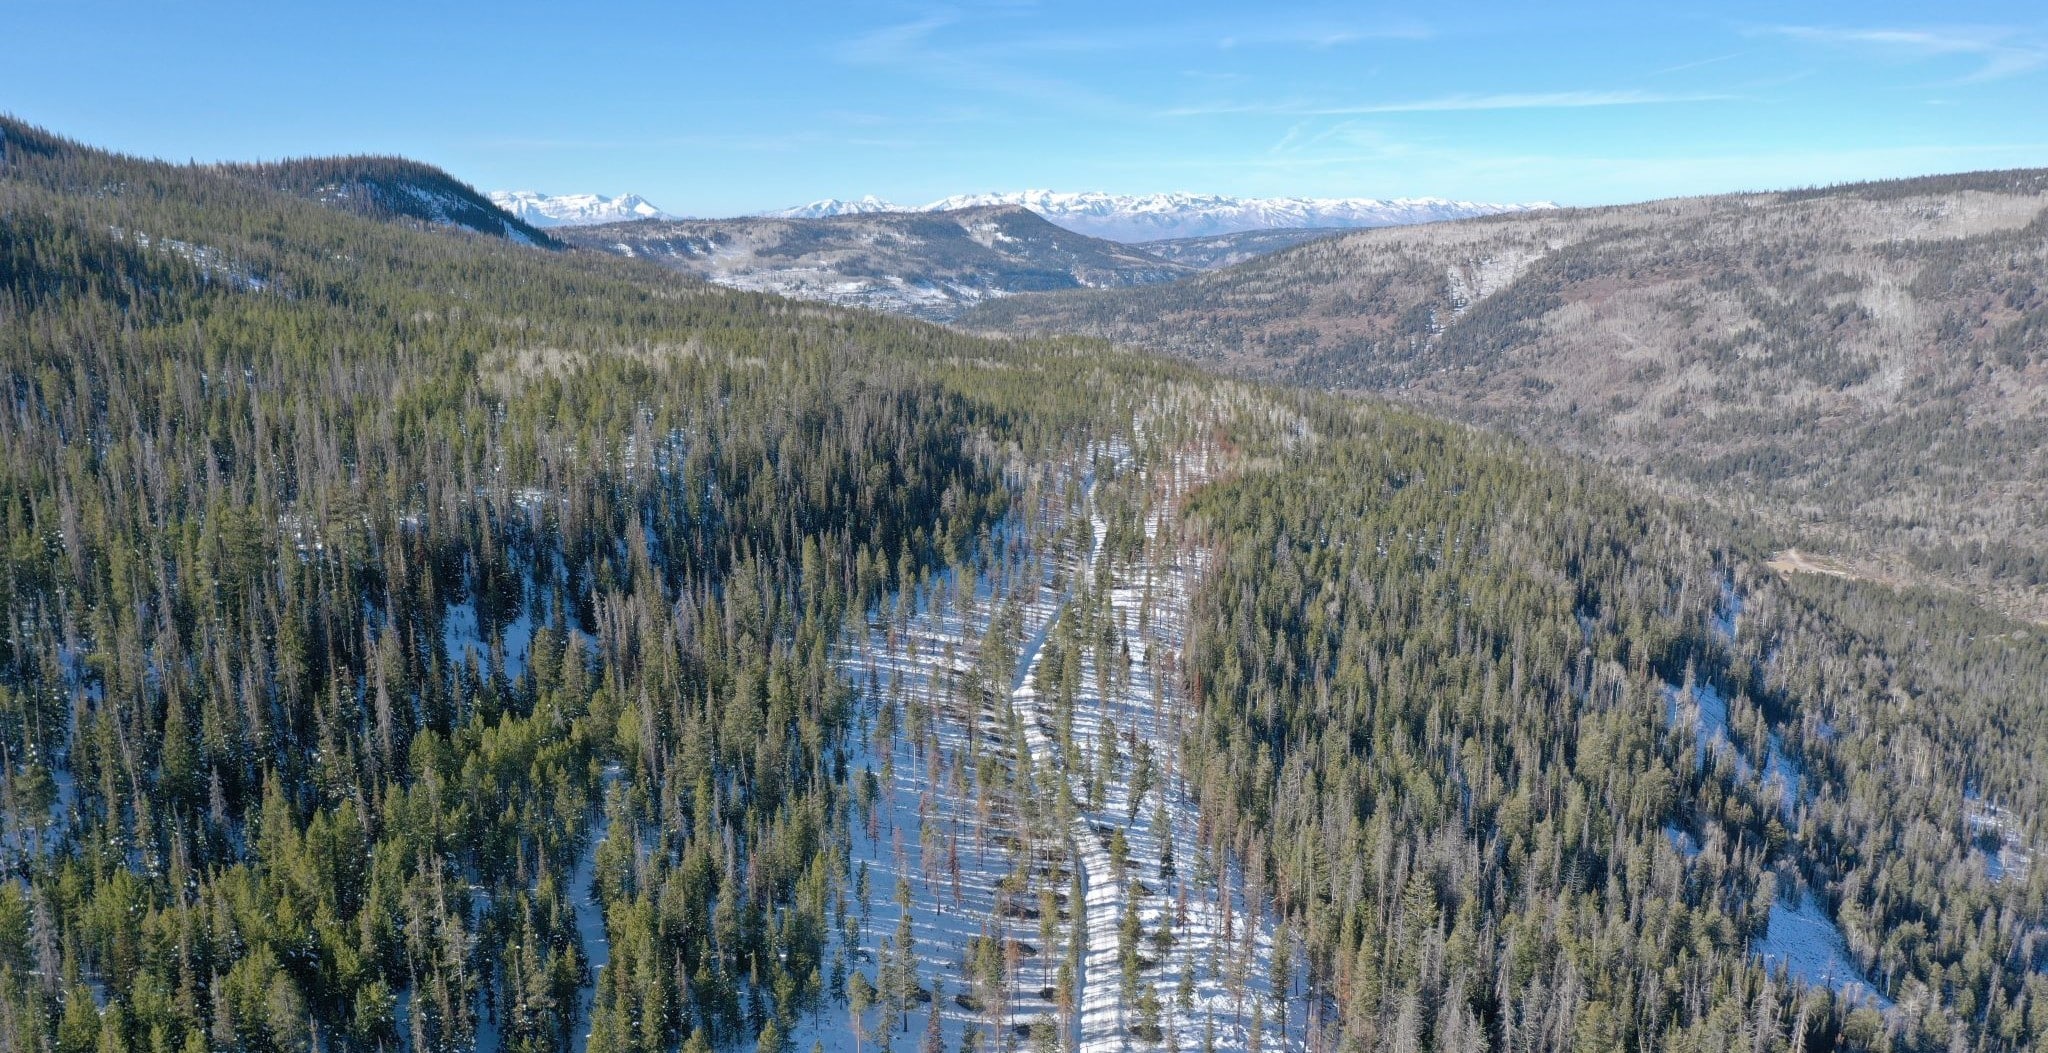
[766,189,1557,241]
[487,190,673,227]
[556,205,1192,321]
[764,194,908,219]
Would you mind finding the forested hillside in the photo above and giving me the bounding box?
[961,172,2048,619]
[223,155,558,246]
[1127,229,1347,270]
[1,115,2045,1053]
[0,115,1120,1053]
[1179,399,2048,1052]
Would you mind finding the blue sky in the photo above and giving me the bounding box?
[6,1,2047,215]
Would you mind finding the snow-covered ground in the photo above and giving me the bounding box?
[569,765,623,1053]
[1048,446,1295,1053]
[1662,822,1702,861]
[1965,795,2036,885]
[1672,581,1890,1008]
[790,433,1298,1053]
[1664,680,1804,824]
[1668,585,1804,823]
[441,554,595,685]
[431,547,610,1053]
[0,646,90,866]
[111,226,267,291]
[1754,890,1892,1009]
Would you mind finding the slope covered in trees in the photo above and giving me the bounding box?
[0,115,1127,1053]
[0,114,2045,1053]
[224,155,559,246]
[1176,397,2048,1052]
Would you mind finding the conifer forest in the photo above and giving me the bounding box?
[1,115,2046,1053]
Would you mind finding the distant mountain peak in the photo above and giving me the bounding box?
[763,195,909,219]
[761,190,1555,241]
[488,190,674,228]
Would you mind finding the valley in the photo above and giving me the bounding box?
[2,113,2048,1053]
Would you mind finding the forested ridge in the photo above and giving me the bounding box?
[1177,399,2048,1052]
[0,114,2044,1053]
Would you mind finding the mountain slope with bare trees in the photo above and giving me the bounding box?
[964,170,2048,615]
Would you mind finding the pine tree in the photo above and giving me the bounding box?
[848,971,875,1053]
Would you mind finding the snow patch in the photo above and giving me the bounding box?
[792,432,1298,1053]
[1755,890,1891,1010]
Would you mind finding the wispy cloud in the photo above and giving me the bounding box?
[1760,25,2048,82]
[1165,90,1738,118]
[827,7,1450,124]
[853,12,1429,60]
[836,12,960,65]
[1649,50,1750,76]
[1266,118,1417,156]
[834,10,1125,112]
[1216,20,1432,49]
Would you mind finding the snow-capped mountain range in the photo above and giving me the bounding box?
[487,190,672,227]
[764,194,905,220]
[763,190,1558,241]
[486,186,1555,240]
